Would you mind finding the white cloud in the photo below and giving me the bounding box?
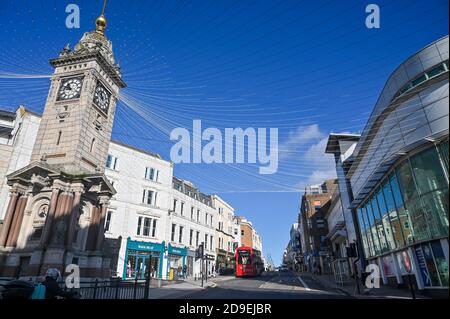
[278,124,324,160]
[281,125,337,190]
[302,136,337,185]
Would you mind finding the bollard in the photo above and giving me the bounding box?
[133,276,138,299]
[143,275,150,299]
[115,278,120,299]
[93,279,99,299]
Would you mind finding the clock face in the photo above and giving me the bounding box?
[58,77,83,100]
[94,82,111,113]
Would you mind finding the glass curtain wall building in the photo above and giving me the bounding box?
[347,36,449,292]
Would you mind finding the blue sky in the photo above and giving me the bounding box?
[0,0,448,265]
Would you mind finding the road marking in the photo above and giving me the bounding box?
[297,276,311,291]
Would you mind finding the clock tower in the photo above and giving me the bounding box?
[31,11,125,174]
[0,3,125,279]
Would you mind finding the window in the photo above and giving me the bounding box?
[152,219,157,237]
[241,230,244,236]
[170,224,177,242]
[205,213,208,225]
[136,216,157,237]
[370,195,389,253]
[106,154,118,170]
[196,231,200,247]
[143,218,151,236]
[313,200,322,209]
[204,234,208,250]
[210,215,213,226]
[179,226,183,243]
[316,218,326,228]
[389,173,414,245]
[105,210,113,232]
[29,227,43,241]
[210,235,213,251]
[197,209,200,222]
[364,203,381,256]
[145,167,159,182]
[180,202,185,216]
[191,207,194,220]
[189,229,193,246]
[381,179,406,249]
[142,189,156,205]
[173,199,177,212]
[137,216,143,235]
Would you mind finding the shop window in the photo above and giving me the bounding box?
[374,190,395,252]
[389,173,414,245]
[365,202,381,256]
[410,147,448,195]
[381,179,406,248]
[357,208,371,257]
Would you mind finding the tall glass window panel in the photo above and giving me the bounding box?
[381,179,406,248]
[431,240,449,287]
[376,187,396,251]
[365,203,381,256]
[361,205,375,257]
[420,189,449,238]
[389,173,414,245]
[410,147,448,195]
[357,208,372,257]
[370,195,389,253]
[410,147,449,238]
[396,160,432,242]
[437,141,449,177]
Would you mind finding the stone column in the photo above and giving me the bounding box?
[0,191,20,247]
[66,189,83,247]
[85,205,99,251]
[95,198,109,251]
[48,192,70,246]
[39,187,60,247]
[6,194,29,247]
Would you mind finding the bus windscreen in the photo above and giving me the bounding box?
[237,250,251,265]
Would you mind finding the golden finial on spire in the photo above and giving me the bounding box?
[95,0,108,35]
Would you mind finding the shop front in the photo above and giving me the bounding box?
[166,244,187,280]
[123,239,164,279]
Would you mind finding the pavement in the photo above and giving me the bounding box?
[309,273,432,299]
[147,271,353,299]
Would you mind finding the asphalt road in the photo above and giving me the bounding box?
[181,271,353,299]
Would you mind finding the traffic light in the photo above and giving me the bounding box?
[346,243,358,258]
[196,243,204,260]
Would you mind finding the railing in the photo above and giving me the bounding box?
[0,276,154,299]
[331,258,352,286]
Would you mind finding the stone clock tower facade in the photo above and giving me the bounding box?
[0,9,126,278]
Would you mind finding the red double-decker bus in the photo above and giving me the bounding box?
[235,246,263,277]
